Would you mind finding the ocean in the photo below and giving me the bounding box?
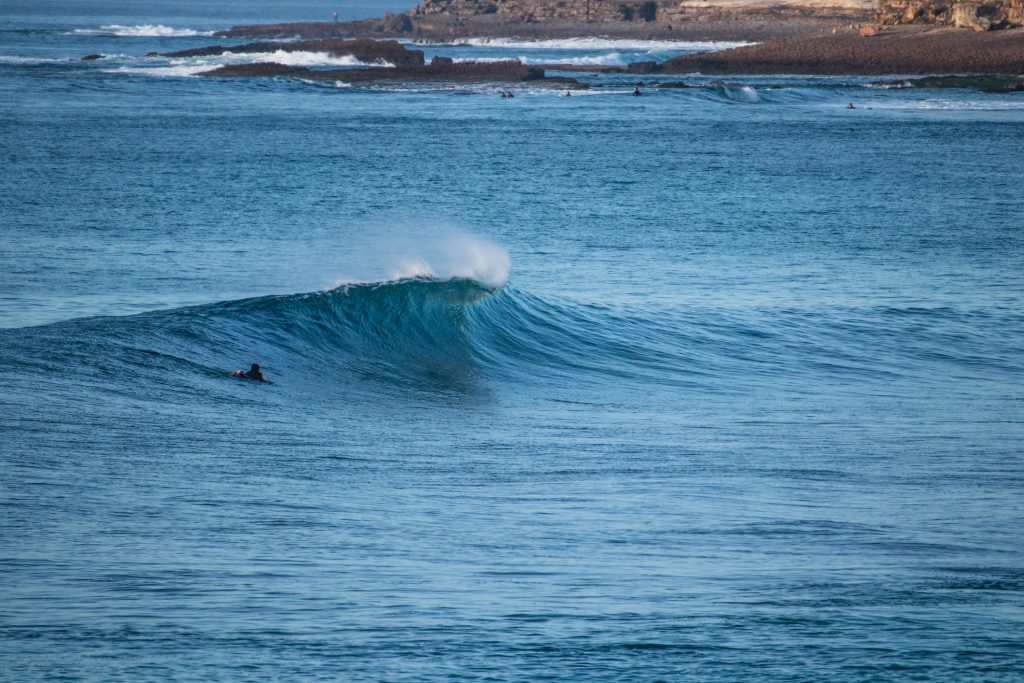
[2,1,1023,680]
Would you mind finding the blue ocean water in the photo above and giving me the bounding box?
[2,2,1024,680]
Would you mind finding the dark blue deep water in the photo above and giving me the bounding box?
[2,1,1024,680]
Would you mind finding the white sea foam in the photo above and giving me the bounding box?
[213,50,395,68]
[452,52,630,66]
[868,99,1024,111]
[391,235,511,289]
[109,64,210,77]
[0,55,72,64]
[117,51,395,77]
[74,24,214,37]
[718,84,762,103]
[533,52,629,65]
[864,81,912,89]
[333,232,511,290]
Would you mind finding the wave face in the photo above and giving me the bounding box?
[6,272,1017,405]
[199,278,498,391]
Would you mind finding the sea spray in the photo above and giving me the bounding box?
[333,230,511,290]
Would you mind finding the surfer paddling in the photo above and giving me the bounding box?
[230,363,268,383]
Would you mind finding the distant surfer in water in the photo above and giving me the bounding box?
[633,87,642,96]
[230,363,267,383]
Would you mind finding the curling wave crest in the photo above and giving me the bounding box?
[7,270,1002,401]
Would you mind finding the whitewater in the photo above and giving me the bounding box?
[2,1,1023,681]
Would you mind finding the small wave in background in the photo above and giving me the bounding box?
[73,24,214,37]
[112,51,397,77]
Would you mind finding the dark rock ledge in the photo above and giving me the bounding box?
[200,58,584,86]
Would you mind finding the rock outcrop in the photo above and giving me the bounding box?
[906,73,1024,90]
[199,59,577,85]
[875,0,1023,29]
[661,25,1024,73]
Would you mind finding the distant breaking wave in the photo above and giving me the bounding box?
[114,51,397,77]
[73,24,214,37]
[0,55,74,64]
[712,82,763,103]
[201,50,395,68]
[453,53,632,66]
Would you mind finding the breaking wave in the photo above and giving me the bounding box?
[452,53,631,66]
[717,83,762,103]
[73,24,214,37]
[0,55,74,64]
[114,51,396,77]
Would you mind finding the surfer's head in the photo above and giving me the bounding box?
[250,363,260,373]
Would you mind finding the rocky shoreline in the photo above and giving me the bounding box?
[177,26,1024,82]
[660,25,1024,75]
[213,14,866,43]
[82,1,1024,80]
[213,0,876,42]
[197,0,1024,78]
[182,39,582,85]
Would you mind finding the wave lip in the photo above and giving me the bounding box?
[714,82,762,103]
[74,24,213,37]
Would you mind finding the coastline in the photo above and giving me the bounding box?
[201,1,1024,79]
[67,1,1018,80]
[661,25,1024,75]
[183,25,1024,81]
[213,15,868,43]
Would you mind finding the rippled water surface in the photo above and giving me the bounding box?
[2,2,1024,681]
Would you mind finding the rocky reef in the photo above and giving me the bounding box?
[199,58,584,86]
[875,0,1023,30]
[174,2,1024,79]
[903,73,1024,90]
[661,25,1024,73]
[170,38,584,84]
